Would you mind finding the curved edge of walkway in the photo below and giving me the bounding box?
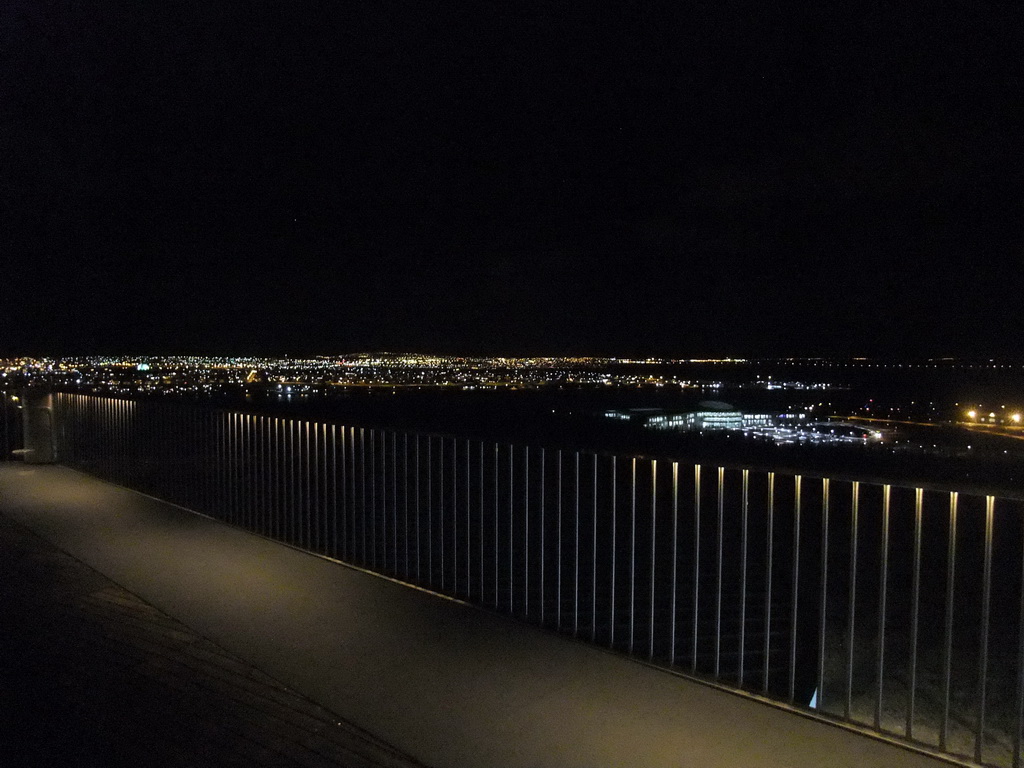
[0,500,428,768]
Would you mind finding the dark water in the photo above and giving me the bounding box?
[143,380,1024,497]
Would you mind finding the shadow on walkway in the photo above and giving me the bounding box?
[0,511,426,768]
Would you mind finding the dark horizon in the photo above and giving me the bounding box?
[4,4,1022,359]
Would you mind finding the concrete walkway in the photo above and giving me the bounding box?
[0,464,958,768]
[0,504,425,768]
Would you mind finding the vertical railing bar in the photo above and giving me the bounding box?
[479,441,484,602]
[361,428,367,565]
[540,448,546,625]
[817,478,830,711]
[290,418,296,543]
[494,442,499,608]
[574,451,580,636]
[592,453,598,642]
[342,423,349,560]
[393,433,399,575]
[845,482,859,721]
[415,434,422,582]
[271,417,278,540]
[609,455,616,647]
[313,423,321,548]
[345,424,352,558]
[318,423,325,550]
[441,437,447,593]
[693,464,701,674]
[508,444,513,615]
[253,415,260,535]
[671,462,679,667]
[305,420,312,549]
[298,419,305,546]
[253,415,259,533]
[342,423,350,561]
[403,433,409,578]
[557,449,563,630]
[629,457,636,654]
[907,487,923,739]
[875,484,890,731]
[715,466,724,679]
[448,437,453,589]
[789,474,802,704]
[257,416,264,535]
[407,434,411,581]
[250,415,258,536]
[296,420,302,546]
[975,496,995,764]
[382,431,388,571]
[332,425,338,559]
[649,460,657,661]
[282,416,288,542]
[230,413,236,526]
[268,417,276,544]
[427,436,433,585]
[312,421,319,551]
[739,469,749,687]
[465,438,470,600]
[378,430,385,570]
[525,446,530,617]
[1014,498,1024,768]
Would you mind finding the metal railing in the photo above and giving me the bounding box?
[49,393,1024,767]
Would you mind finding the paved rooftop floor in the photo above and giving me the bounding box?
[0,493,425,768]
[0,463,959,767]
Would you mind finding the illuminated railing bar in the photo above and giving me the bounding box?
[591,453,598,643]
[715,466,724,679]
[575,451,581,637]
[692,464,701,673]
[439,436,445,593]
[629,457,636,653]
[426,435,432,583]
[332,425,338,560]
[479,441,485,603]
[524,446,530,617]
[976,496,995,764]
[817,478,830,710]
[557,449,563,632]
[649,460,657,661]
[608,455,615,648]
[403,433,410,578]
[907,487,923,738]
[1014,505,1024,768]
[670,462,679,666]
[361,428,367,565]
[508,444,513,615]
[739,469,749,687]
[539,448,545,625]
[875,484,891,730]
[494,442,499,609]
[789,475,802,704]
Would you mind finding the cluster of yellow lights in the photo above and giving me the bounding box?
[965,409,1022,423]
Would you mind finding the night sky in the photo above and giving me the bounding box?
[3,3,1022,357]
